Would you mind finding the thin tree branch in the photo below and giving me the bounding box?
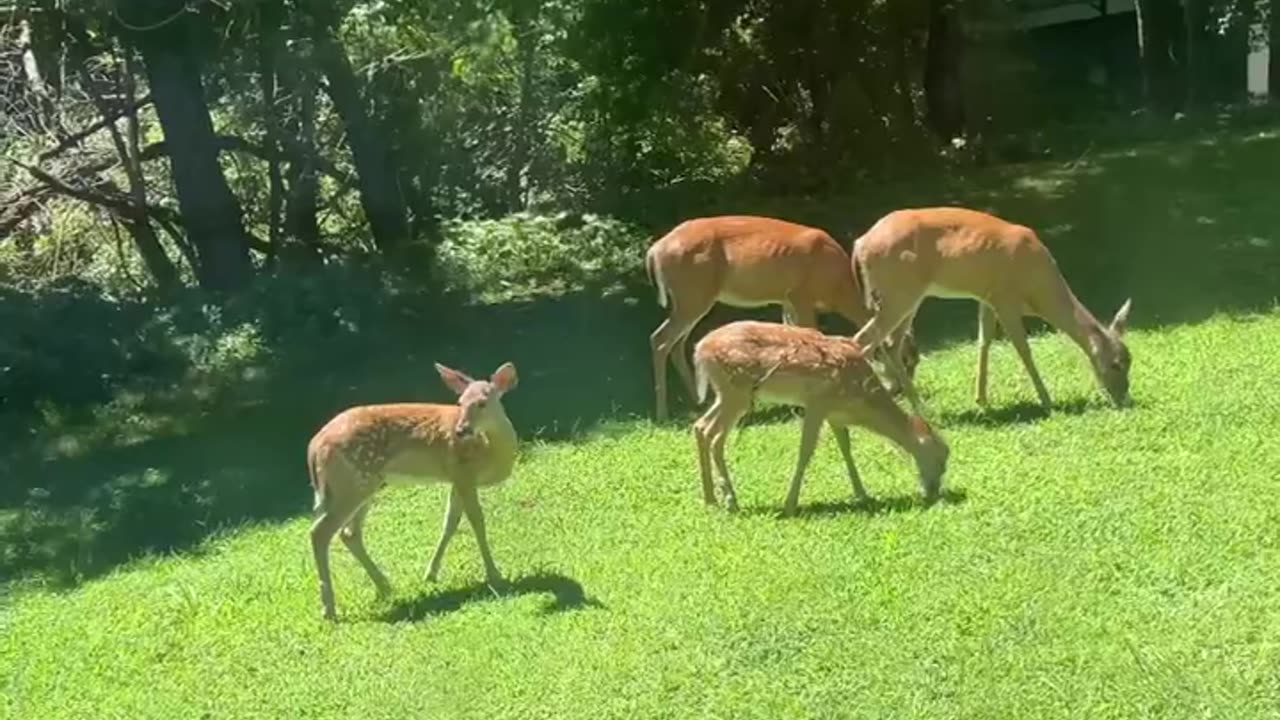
[8,158,134,213]
[1,157,121,239]
[36,94,153,162]
[109,213,145,290]
[139,134,354,187]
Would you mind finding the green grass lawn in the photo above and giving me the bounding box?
[4,310,1280,719]
[6,120,1280,718]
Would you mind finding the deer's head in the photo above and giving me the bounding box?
[1088,299,1133,407]
[909,414,949,500]
[436,362,519,439]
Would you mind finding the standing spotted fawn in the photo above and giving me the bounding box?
[306,362,518,621]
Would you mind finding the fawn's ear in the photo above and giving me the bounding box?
[490,362,518,394]
[1110,298,1132,337]
[435,363,475,395]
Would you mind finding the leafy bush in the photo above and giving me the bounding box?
[0,260,440,424]
[437,212,651,302]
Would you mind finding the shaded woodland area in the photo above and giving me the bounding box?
[3,0,1278,290]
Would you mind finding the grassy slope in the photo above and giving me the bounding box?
[5,123,1280,718]
[4,313,1280,719]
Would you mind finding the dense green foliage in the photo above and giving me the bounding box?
[5,0,1278,296]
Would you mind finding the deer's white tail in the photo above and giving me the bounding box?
[308,452,325,513]
[695,355,710,405]
[851,253,873,313]
[645,247,670,309]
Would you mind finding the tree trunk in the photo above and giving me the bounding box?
[506,1,539,212]
[923,0,966,141]
[66,20,179,291]
[307,7,411,262]
[127,17,253,292]
[1134,0,1184,111]
[891,17,918,132]
[258,0,286,266]
[278,57,322,259]
[1184,0,1210,106]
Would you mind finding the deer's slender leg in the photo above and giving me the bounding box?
[707,389,751,512]
[781,302,798,326]
[425,487,464,582]
[993,303,1052,408]
[454,481,502,586]
[851,292,925,413]
[882,309,919,395]
[651,301,713,421]
[340,501,391,596]
[782,409,826,516]
[789,301,818,329]
[310,482,370,621]
[670,332,698,404]
[694,397,723,505]
[829,423,868,503]
[975,302,999,406]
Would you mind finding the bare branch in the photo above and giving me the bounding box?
[0,186,54,239]
[36,94,153,162]
[140,134,354,187]
[9,158,135,214]
[1,157,121,239]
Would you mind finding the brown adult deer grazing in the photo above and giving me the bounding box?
[306,362,518,621]
[850,207,1133,410]
[645,215,918,422]
[692,321,949,516]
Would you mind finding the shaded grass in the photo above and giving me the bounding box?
[3,312,1280,718]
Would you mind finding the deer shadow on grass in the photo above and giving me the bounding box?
[740,487,968,519]
[377,571,604,623]
[937,397,1100,427]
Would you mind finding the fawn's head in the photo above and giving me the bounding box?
[435,362,519,439]
[908,415,949,499]
[1088,299,1133,407]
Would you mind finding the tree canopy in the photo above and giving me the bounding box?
[2,0,1275,293]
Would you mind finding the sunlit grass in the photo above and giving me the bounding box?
[4,312,1280,718]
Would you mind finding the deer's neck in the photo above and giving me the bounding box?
[485,414,519,472]
[1056,288,1110,358]
[857,400,922,460]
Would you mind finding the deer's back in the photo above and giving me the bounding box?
[696,321,874,402]
[653,216,853,307]
[855,207,1059,299]
[310,403,513,486]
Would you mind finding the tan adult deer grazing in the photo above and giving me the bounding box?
[692,321,949,516]
[306,362,518,621]
[850,207,1133,410]
[645,215,918,422]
